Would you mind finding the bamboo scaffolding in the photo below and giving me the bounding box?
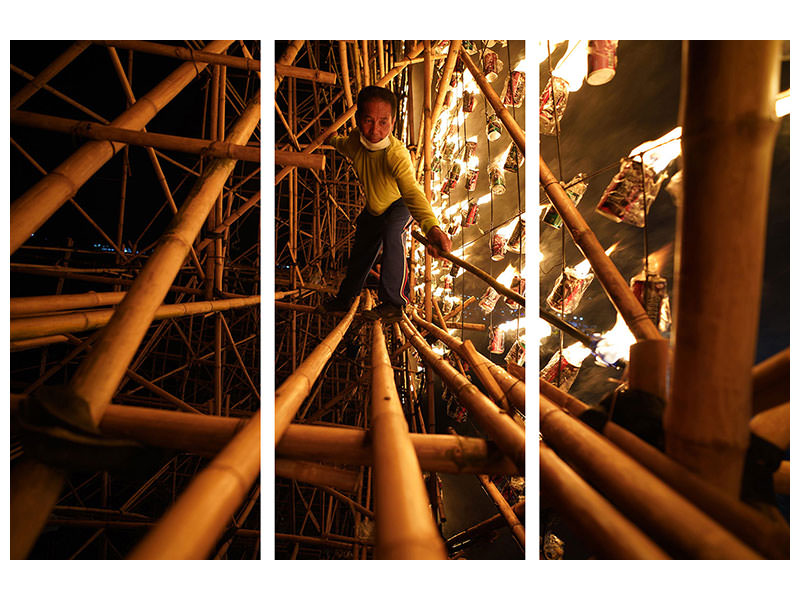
[128,410,260,559]
[10,295,260,341]
[11,110,260,162]
[275,40,305,89]
[275,296,360,445]
[10,40,235,254]
[540,395,762,559]
[369,315,447,559]
[540,441,669,559]
[276,459,360,492]
[11,290,127,316]
[447,500,524,550]
[458,47,525,155]
[477,474,525,550]
[400,316,525,471]
[539,156,659,342]
[338,41,357,129]
[10,41,92,109]
[275,150,326,170]
[94,40,260,71]
[666,41,781,496]
[276,533,370,550]
[411,231,524,306]
[278,424,518,475]
[411,311,525,414]
[275,64,336,84]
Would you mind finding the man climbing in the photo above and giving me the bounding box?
[321,85,451,322]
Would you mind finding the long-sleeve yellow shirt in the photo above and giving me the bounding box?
[331,130,440,234]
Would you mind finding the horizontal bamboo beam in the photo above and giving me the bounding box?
[400,316,525,471]
[540,155,660,341]
[275,459,360,493]
[11,290,126,316]
[411,231,524,306]
[94,40,260,71]
[276,532,369,551]
[275,296,360,445]
[540,441,669,559]
[444,322,485,331]
[274,63,336,84]
[275,150,325,170]
[11,295,260,341]
[458,47,525,155]
[11,110,260,162]
[411,311,525,414]
[540,395,761,559]
[541,379,790,559]
[128,410,260,559]
[10,334,70,352]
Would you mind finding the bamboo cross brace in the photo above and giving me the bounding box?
[411,230,524,306]
[95,40,261,71]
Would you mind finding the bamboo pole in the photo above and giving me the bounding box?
[275,296,360,445]
[276,459,360,493]
[94,40,260,71]
[369,316,447,559]
[540,395,762,559]
[277,424,519,475]
[10,334,70,351]
[447,500,524,549]
[276,533,369,551]
[540,157,659,341]
[540,378,789,559]
[400,316,525,471]
[10,295,260,341]
[128,410,260,559]
[10,110,260,162]
[10,40,235,254]
[275,41,423,185]
[411,231,524,306]
[477,474,525,550]
[275,64,336,85]
[10,290,127,316]
[540,441,669,559]
[752,347,790,415]
[275,40,305,90]
[750,402,790,450]
[461,340,509,412]
[458,46,525,155]
[10,41,92,109]
[666,41,781,496]
[338,41,357,129]
[196,191,260,252]
[275,150,325,170]
[411,311,525,414]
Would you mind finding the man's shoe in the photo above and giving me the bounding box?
[319,296,352,315]
[361,302,404,323]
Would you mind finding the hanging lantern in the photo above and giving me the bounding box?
[504,276,525,310]
[596,158,666,227]
[431,154,442,174]
[463,141,478,163]
[488,325,505,354]
[506,216,525,253]
[542,173,588,229]
[442,140,456,160]
[478,286,501,313]
[539,76,569,136]
[463,201,479,226]
[630,270,672,332]
[482,50,503,82]
[486,113,503,141]
[490,230,508,261]
[546,266,594,314]
[463,90,475,112]
[464,168,479,191]
[504,143,524,173]
[540,343,591,391]
[505,336,525,366]
[587,40,619,85]
[501,70,526,107]
[488,164,506,195]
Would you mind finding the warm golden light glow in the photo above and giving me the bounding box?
[776,88,790,117]
[553,40,588,92]
[595,312,636,364]
[628,126,682,173]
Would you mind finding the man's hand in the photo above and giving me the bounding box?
[425,226,451,259]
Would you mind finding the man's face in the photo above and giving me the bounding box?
[357,99,395,144]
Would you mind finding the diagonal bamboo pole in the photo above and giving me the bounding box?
[400,316,525,471]
[477,474,525,550]
[275,296,361,445]
[446,500,524,550]
[540,156,659,341]
[370,315,447,559]
[94,40,260,71]
[128,410,260,559]
[10,41,92,109]
[666,40,781,496]
[10,40,235,254]
[275,40,305,90]
[275,64,336,84]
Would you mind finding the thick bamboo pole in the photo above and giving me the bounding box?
[540,157,659,341]
[540,395,761,559]
[540,441,669,559]
[458,47,525,155]
[94,40,260,71]
[411,311,525,414]
[275,296,360,445]
[750,402,790,450]
[752,347,790,415]
[10,290,126,316]
[540,378,789,559]
[338,41,357,129]
[10,110,260,162]
[10,295,260,341]
[10,334,70,352]
[462,340,509,412]
[275,40,305,90]
[128,410,260,559]
[275,41,423,185]
[400,317,525,471]
[10,40,235,254]
[10,41,91,109]
[666,41,781,496]
[275,150,326,170]
[276,459,360,492]
[278,424,519,475]
[274,64,336,84]
[411,231,524,306]
[477,474,525,550]
[369,317,447,559]
[66,92,259,425]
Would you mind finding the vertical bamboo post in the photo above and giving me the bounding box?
[422,41,436,434]
[361,40,370,86]
[10,40,235,254]
[370,319,447,559]
[275,40,305,90]
[666,41,781,496]
[338,41,357,129]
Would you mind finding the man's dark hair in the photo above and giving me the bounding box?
[356,85,398,120]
